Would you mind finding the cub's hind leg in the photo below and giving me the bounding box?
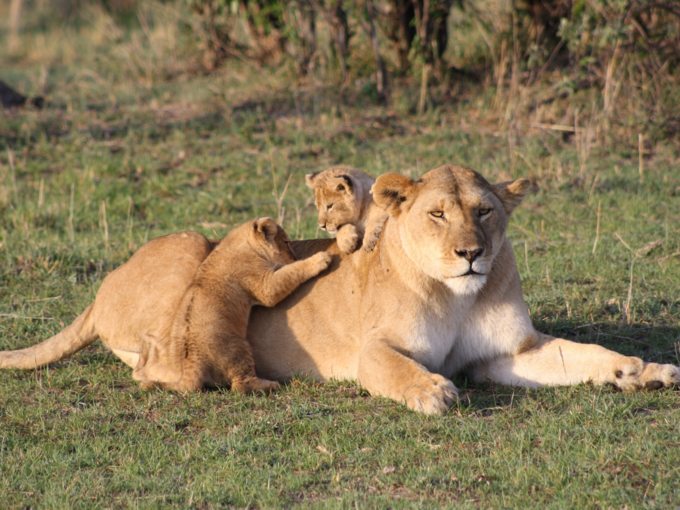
[214,334,280,394]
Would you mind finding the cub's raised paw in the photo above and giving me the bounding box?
[404,374,458,416]
[337,225,360,254]
[362,230,382,252]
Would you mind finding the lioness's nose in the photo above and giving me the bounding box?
[455,248,483,262]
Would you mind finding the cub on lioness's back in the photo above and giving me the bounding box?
[133,217,332,393]
[306,166,388,254]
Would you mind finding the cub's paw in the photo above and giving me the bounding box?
[362,229,382,252]
[233,377,281,394]
[309,251,332,274]
[337,225,360,254]
[404,374,458,416]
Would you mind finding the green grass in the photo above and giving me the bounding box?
[2,2,680,508]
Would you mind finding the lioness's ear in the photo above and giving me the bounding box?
[254,217,278,243]
[371,173,417,217]
[330,175,353,195]
[493,178,531,215]
[305,172,320,188]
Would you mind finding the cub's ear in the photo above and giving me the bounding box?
[305,172,320,189]
[493,178,531,216]
[371,173,417,217]
[254,217,278,243]
[329,175,353,195]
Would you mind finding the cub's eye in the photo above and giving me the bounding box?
[327,204,334,211]
[478,208,491,216]
[429,211,444,218]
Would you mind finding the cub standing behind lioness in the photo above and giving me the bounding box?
[306,166,388,254]
[133,217,332,393]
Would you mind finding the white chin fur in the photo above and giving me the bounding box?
[445,274,487,296]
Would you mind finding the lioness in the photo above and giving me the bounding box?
[306,166,388,253]
[134,217,332,393]
[1,165,677,415]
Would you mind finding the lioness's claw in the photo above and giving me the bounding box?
[404,374,458,416]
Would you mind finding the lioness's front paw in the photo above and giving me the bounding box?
[639,362,680,390]
[309,251,332,274]
[610,357,680,390]
[404,374,458,416]
[337,226,360,254]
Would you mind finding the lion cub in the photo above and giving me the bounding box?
[140,217,331,393]
[306,166,388,254]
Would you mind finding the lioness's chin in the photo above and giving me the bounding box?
[444,275,487,296]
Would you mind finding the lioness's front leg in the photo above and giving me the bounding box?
[357,337,458,415]
[471,334,680,390]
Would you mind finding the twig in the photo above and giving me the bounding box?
[638,133,644,183]
[614,232,634,254]
[531,122,579,133]
[101,200,109,249]
[418,62,428,116]
[7,149,18,205]
[0,314,53,320]
[524,241,531,275]
[624,258,635,325]
[68,183,75,243]
[26,296,61,303]
[592,200,601,255]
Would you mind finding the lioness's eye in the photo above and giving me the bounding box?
[327,204,334,211]
[430,211,444,218]
[478,208,491,216]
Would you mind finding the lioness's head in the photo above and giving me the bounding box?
[249,217,296,264]
[372,165,531,295]
[305,166,372,234]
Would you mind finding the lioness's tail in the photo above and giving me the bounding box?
[0,304,98,369]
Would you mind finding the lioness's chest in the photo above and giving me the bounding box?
[405,298,476,373]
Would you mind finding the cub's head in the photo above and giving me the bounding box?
[305,166,369,234]
[373,165,531,295]
[249,217,296,265]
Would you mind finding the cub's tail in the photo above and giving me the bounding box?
[0,304,98,369]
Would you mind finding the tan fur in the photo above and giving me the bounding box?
[305,166,388,254]
[1,220,331,394]
[133,217,331,393]
[1,165,677,415]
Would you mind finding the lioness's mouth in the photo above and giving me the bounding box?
[454,269,485,277]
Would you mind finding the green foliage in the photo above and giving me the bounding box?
[558,0,680,64]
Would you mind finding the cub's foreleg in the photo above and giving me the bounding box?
[336,224,361,254]
[254,252,332,307]
[362,212,388,252]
